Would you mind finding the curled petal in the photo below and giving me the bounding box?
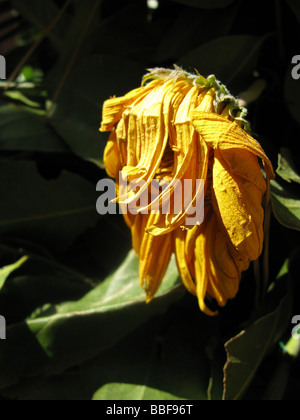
[193,222,219,316]
[118,80,185,203]
[139,214,173,303]
[131,213,149,257]
[174,227,196,296]
[141,90,214,235]
[194,212,249,315]
[103,131,122,179]
[212,149,266,260]
[190,111,275,180]
[100,79,163,132]
[145,134,208,236]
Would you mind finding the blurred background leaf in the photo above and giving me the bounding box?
[0,255,28,291]
[0,103,68,152]
[48,55,146,164]
[223,261,292,400]
[271,149,300,232]
[277,148,300,184]
[271,180,300,232]
[0,160,101,249]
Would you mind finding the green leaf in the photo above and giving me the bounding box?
[0,242,94,323]
[91,320,210,401]
[277,148,300,184]
[19,66,44,83]
[271,180,300,231]
[48,55,146,164]
[1,299,217,401]
[0,160,101,249]
[3,91,41,108]
[0,104,68,153]
[0,311,214,401]
[223,263,292,400]
[271,149,300,231]
[0,256,28,292]
[0,251,184,390]
[284,336,300,358]
[170,0,236,9]
[178,35,270,92]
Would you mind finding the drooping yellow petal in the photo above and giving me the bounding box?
[194,223,219,316]
[118,79,181,203]
[190,111,275,180]
[212,149,266,260]
[174,227,196,296]
[193,88,216,113]
[100,79,163,132]
[103,131,122,179]
[204,212,250,306]
[185,225,198,270]
[139,213,173,303]
[131,213,149,257]
[143,89,214,236]
[193,211,249,315]
[174,86,202,167]
[145,133,205,236]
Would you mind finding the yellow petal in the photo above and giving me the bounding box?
[204,213,249,305]
[119,80,192,206]
[174,227,196,296]
[100,79,163,133]
[143,90,214,235]
[194,224,219,316]
[131,213,149,257]
[145,136,208,236]
[193,211,249,315]
[139,214,173,302]
[103,131,122,179]
[212,149,265,260]
[119,80,174,189]
[193,88,216,113]
[122,211,135,230]
[190,111,275,180]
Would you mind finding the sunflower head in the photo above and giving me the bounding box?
[100,67,275,315]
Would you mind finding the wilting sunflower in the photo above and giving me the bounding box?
[100,67,275,315]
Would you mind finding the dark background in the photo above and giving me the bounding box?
[0,0,300,401]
